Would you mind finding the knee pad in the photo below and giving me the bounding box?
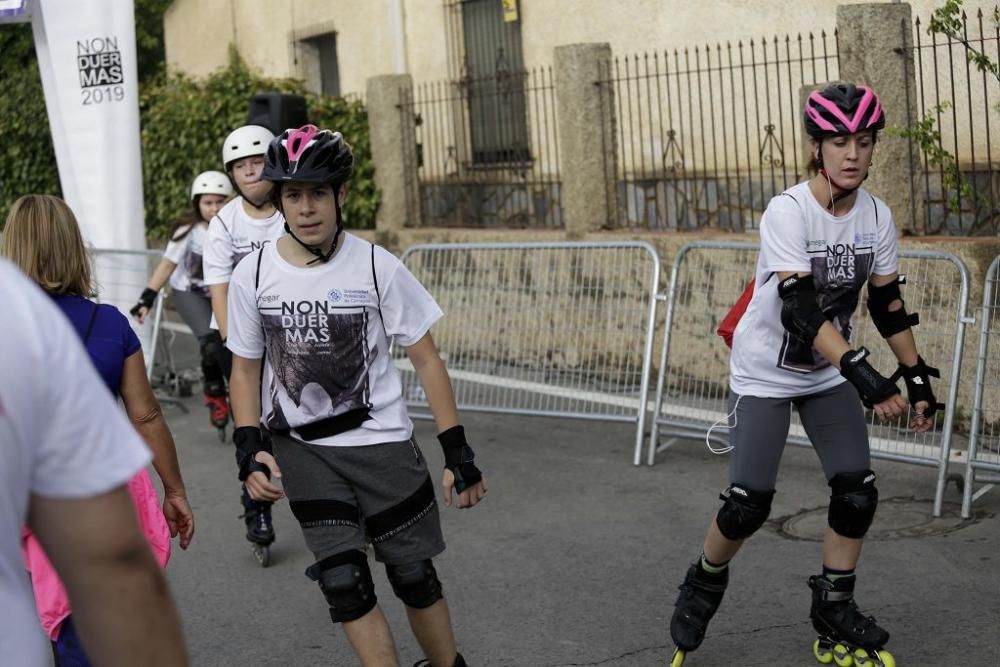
[716,484,775,540]
[200,331,224,359]
[305,550,377,623]
[385,559,443,609]
[828,470,878,539]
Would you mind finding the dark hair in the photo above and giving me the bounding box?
[166,194,213,241]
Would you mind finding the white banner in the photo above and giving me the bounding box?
[31,0,144,252]
[31,0,150,342]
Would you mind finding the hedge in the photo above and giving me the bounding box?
[0,46,378,237]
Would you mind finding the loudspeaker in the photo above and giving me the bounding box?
[247,93,309,134]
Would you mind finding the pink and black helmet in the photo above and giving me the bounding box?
[262,124,354,187]
[804,84,885,139]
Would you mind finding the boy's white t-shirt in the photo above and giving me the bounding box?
[162,222,209,295]
[730,182,899,398]
[203,197,285,286]
[0,260,151,665]
[227,233,443,447]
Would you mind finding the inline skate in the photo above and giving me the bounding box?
[669,562,729,666]
[809,575,894,667]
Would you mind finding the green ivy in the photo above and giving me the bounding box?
[1,44,378,237]
[140,49,377,238]
[0,24,61,226]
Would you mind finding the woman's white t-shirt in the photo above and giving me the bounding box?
[203,197,285,286]
[162,223,209,295]
[730,182,899,398]
[226,233,443,447]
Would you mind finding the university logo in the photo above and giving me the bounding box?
[328,289,343,303]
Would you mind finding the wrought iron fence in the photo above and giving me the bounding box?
[401,68,563,228]
[913,8,1000,235]
[599,31,839,231]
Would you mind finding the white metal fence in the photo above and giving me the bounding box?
[962,255,1000,518]
[649,241,974,517]
[90,248,166,381]
[394,242,661,461]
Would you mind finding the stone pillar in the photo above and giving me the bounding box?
[837,3,924,234]
[366,74,420,238]
[554,43,618,236]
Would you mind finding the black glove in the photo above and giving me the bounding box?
[129,288,158,316]
[839,347,900,409]
[437,425,483,494]
[234,426,273,481]
[892,356,945,419]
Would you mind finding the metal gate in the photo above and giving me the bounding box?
[394,241,660,461]
[962,255,1000,517]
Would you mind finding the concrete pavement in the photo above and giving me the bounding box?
[158,341,1000,667]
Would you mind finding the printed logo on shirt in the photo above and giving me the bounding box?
[854,231,878,246]
[806,239,826,250]
[328,289,343,303]
[260,293,280,304]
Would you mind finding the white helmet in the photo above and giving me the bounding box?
[190,170,233,201]
[222,125,275,170]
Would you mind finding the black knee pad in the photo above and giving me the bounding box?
[385,559,443,609]
[305,550,377,623]
[828,470,878,539]
[716,484,775,540]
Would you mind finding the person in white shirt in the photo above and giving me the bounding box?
[227,125,487,667]
[202,125,286,554]
[0,259,187,666]
[667,85,942,667]
[131,171,233,431]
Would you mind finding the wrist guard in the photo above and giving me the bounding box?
[233,426,273,481]
[891,356,945,419]
[129,288,158,316]
[840,347,900,409]
[437,425,483,494]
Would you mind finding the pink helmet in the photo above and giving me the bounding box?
[804,84,885,139]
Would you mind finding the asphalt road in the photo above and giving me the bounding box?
[158,381,1000,667]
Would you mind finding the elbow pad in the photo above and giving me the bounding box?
[867,276,919,338]
[777,274,828,344]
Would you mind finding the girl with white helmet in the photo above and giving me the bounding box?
[132,170,233,434]
[202,124,288,562]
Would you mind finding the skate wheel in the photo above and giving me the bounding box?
[669,647,686,667]
[872,649,895,667]
[813,639,835,664]
[252,544,270,567]
[852,649,873,667]
[833,643,853,667]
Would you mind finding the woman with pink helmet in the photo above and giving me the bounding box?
[668,83,942,667]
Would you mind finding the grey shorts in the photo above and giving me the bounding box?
[271,433,446,565]
[728,380,871,492]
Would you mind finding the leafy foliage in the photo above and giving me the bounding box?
[140,50,377,238]
[0,37,377,237]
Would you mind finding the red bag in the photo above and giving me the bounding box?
[716,279,756,348]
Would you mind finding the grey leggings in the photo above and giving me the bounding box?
[727,380,871,491]
[171,289,213,341]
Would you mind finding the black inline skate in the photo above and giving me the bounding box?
[808,575,894,667]
[240,500,275,567]
[669,563,729,666]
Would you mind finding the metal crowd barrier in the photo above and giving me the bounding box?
[962,255,1000,518]
[395,242,661,461]
[90,247,166,382]
[649,240,973,517]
